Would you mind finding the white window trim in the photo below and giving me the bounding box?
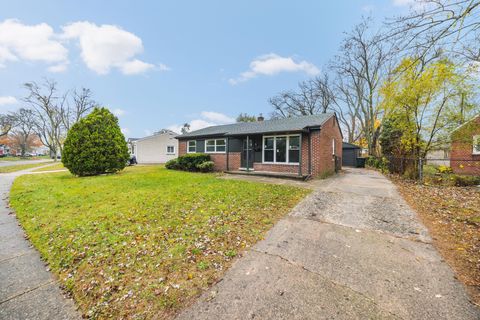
[332,138,336,155]
[205,139,226,154]
[262,134,300,165]
[473,135,480,155]
[166,145,175,155]
[187,140,196,153]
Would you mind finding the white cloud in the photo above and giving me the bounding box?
[121,127,130,135]
[62,21,155,75]
[112,108,126,117]
[168,111,235,134]
[0,96,18,106]
[0,19,68,70]
[200,111,235,123]
[229,53,320,85]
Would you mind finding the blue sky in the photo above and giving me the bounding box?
[0,0,412,138]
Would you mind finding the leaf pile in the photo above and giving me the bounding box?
[393,177,480,305]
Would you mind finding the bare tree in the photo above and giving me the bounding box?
[10,108,36,157]
[62,88,95,132]
[331,77,363,143]
[330,19,394,155]
[388,0,480,61]
[181,123,190,134]
[22,80,64,160]
[269,75,335,118]
[0,114,15,137]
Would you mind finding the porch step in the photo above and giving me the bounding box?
[225,170,309,180]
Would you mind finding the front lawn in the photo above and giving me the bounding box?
[393,178,480,305]
[10,166,309,319]
[0,162,53,173]
[32,162,65,172]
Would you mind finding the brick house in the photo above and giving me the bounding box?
[450,114,480,176]
[176,113,343,179]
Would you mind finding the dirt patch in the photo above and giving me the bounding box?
[392,177,480,306]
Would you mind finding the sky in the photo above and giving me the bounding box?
[0,0,413,138]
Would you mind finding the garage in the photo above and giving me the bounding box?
[132,130,178,164]
[342,142,361,167]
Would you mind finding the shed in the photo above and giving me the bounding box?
[342,142,361,167]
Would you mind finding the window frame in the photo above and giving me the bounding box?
[262,134,300,165]
[205,138,227,153]
[187,140,196,153]
[473,135,480,155]
[166,145,175,154]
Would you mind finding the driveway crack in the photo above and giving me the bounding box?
[251,248,405,320]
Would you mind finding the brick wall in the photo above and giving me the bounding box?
[228,152,241,171]
[178,140,187,156]
[451,116,480,175]
[310,116,343,177]
[253,163,299,173]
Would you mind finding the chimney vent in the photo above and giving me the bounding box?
[257,114,264,121]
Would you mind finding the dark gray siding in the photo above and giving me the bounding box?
[228,137,242,152]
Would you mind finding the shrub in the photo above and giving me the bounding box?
[165,158,180,170]
[437,165,453,174]
[176,153,211,171]
[62,107,129,176]
[196,161,215,172]
[451,174,480,187]
[366,156,389,173]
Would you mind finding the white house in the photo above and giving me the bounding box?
[131,130,179,164]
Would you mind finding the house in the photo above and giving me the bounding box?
[131,130,179,164]
[342,142,361,167]
[176,113,342,178]
[450,114,480,175]
[127,138,139,155]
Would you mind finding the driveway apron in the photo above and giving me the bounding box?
[177,168,480,320]
[0,166,80,320]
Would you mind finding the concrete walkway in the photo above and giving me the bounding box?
[0,166,80,320]
[177,168,480,320]
[0,159,52,167]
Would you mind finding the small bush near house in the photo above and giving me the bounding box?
[62,107,130,176]
[196,160,215,172]
[165,158,180,170]
[166,153,213,172]
[451,174,480,187]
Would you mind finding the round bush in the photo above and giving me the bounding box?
[62,107,130,176]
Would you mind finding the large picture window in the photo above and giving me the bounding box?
[205,139,226,153]
[263,135,300,164]
[187,140,196,153]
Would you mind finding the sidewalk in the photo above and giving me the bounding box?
[0,167,80,320]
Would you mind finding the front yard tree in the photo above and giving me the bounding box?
[11,108,36,157]
[62,107,129,176]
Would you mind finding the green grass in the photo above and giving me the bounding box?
[10,166,309,319]
[0,162,53,173]
[32,162,65,172]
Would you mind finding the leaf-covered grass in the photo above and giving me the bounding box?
[32,162,65,172]
[0,162,53,173]
[10,166,309,319]
[393,177,480,305]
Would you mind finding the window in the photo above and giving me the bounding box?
[205,139,226,153]
[187,140,196,153]
[263,135,300,164]
[474,135,480,155]
[166,145,175,154]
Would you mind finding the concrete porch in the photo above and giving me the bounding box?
[225,170,309,180]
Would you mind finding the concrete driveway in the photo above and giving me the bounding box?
[177,168,480,320]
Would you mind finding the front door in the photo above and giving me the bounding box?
[241,138,254,169]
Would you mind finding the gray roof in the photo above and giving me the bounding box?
[342,142,361,149]
[177,113,335,138]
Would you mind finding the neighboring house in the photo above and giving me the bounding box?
[426,147,450,166]
[133,130,178,164]
[176,113,342,178]
[450,114,480,175]
[342,142,361,167]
